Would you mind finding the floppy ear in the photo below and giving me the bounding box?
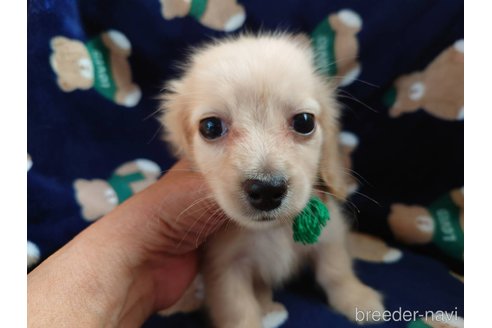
[316,79,349,201]
[159,79,194,159]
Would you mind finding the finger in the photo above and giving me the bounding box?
[101,159,227,257]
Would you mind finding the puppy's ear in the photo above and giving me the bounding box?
[316,79,349,201]
[159,79,194,159]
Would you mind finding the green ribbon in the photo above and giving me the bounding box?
[85,36,117,100]
[311,18,337,76]
[293,196,330,245]
[107,172,146,203]
[428,193,464,260]
[189,0,208,20]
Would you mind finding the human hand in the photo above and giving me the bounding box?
[28,159,225,327]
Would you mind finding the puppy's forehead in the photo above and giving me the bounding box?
[187,37,319,119]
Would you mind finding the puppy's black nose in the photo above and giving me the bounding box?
[243,178,287,211]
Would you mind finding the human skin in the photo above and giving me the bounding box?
[27,160,225,327]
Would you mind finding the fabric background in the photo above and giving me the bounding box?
[28,0,463,327]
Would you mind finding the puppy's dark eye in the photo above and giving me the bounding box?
[292,113,315,135]
[199,117,227,140]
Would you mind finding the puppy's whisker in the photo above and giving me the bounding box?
[341,168,372,187]
[315,55,379,88]
[143,107,164,121]
[311,187,360,214]
[315,55,358,70]
[176,201,217,250]
[352,191,381,207]
[330,76,380,88]
[194,206,224,248]
[156,168,195,175]
[174,195,216,224]
[337,90,378,113]
[147,125,163,145]
[158,164,216,176]
[198,211,229,248]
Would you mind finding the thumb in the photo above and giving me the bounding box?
[104,159,226,257]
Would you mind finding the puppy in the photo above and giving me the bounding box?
[159,33,384,327]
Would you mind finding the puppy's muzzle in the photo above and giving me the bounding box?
[242,178,287,211]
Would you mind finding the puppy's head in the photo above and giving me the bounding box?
[160,34,347,229]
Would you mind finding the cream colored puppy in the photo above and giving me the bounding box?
[160,34,384,328]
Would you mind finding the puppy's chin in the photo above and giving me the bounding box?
[226,211,293,230]
[232,211,293,230]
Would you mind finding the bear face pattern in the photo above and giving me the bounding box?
[385,40,464,121]
[74,159,161,221]
[50,30,141,107]
[311,9,362,87]
[388,188,464,260]
[160,0,246,32]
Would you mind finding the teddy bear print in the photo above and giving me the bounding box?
[50,30,141,107]
[160,0,246,32]
[311,9,363,86]
[388,187,464,260]
[348,232,403,263]
[386,40,464,121]
[339,131,359,195]
[74,159,161,221]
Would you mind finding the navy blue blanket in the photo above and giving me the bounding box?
[28,0,463,327]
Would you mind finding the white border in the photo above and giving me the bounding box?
[465,0,490,326]
[1,0,27,325]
